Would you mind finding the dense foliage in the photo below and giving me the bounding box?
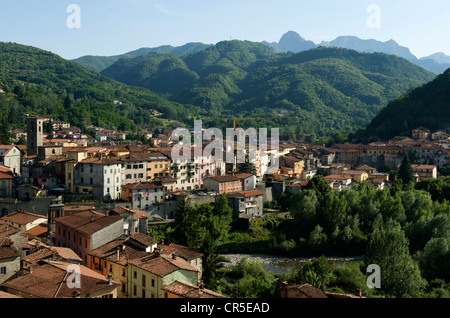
[357,68,450,141]
[0,42,199,136]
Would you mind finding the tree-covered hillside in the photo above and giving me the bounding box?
[0,42,198,136]
[101,41,435,140]
[72,42,212,73]
[356,68,450,142]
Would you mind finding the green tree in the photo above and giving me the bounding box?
[398,154,415,184]
[365,219,426,297]
[305,175,331,201]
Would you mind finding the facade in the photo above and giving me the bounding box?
[226,190,264,219]
[412,127,430,139]
[74,157,123,201]
[88,233,157,298]
[0,165,13,198]
[0,239,20,285]
[120,182,165,214]
[203,175,243,194]
[0,210,47,233]
[53,210,125,265]
[0,145,22,176]
[127,251,199,298]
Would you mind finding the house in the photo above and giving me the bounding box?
[412,127,431,139]
[324,175,352,190]
[162,280,226,298]
[280,283,328,298]
[226,190,264,219]
[203,175,243,194]
[2,260,120,298]
[0,239,21,285]
[120,182,165,215]
[411,164,438,180]
[233,172,257,191]
[342,170,369,183]
[108,205,148,234]
[21,241,83,268]
[74,156,123,201]
[88,233,158,298]
[127,249,199,298]
[53,210,125,265]
[0,210,47,233]
[432,131,450,140]
[0,145,22,176]
[160,243,204,278]
[0,221,27,256]
[0,165,14,198]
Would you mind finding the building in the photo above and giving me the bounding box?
[2,260,120,298]
[227,189,264,219]
[0,210,47,233]
[341,170,369,183]
[120,182,165,216]
[203,175,243,194]
[412,127,431,139]
[108,206,148,234]
[53,210,125,265]
[74,156,123,201]
[127,250,199,298]
[0,145,22,176]
[280,283,328,298]
[0,165,13,198]
[88,233,158,298]
[26,116,51,156]
[324,175,352,190]
[411,164,438,180]
[162,280,226,298]
[0,239,20,285]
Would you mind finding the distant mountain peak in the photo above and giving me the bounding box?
[277,31,317,53]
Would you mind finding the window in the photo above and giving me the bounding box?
[142,289,146,298]
[1,267,6,274]
[133,285,137,296]
[142,274,146,287]
[133,271,137,279]
[151,279,155,287]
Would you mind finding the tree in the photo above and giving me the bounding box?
[305,175,331,201]
[365,219,426,297]
[398,154,415,184]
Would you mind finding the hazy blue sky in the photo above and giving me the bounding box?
[0,0,449,60]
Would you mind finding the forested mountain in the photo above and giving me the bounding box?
[101,40,435,140]
[356,69,450,142]
[72,42,212,72]
[0,42,198,135]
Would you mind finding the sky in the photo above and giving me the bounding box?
[0,0,449,60]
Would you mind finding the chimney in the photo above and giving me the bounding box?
[172,253,177,260]
[117,246,121,261]
[90,215,95,222]
[106,274,112,285]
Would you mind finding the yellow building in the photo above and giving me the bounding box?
[64,150,88,193]
[412,127,430,139]
[127,251,199,298]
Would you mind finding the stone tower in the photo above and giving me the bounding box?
[26,116,47,156]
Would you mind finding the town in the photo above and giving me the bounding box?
[0,115,448,298]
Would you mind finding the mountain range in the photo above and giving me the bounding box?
[0,36,442,143]
[73,31,450,75]
[98,40,435,139]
